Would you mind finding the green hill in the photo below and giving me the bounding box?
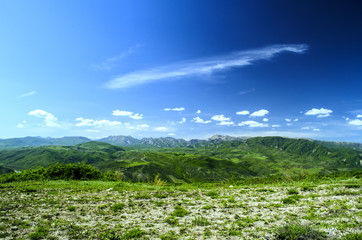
[0,137,361,182]
[313,139,362,151]
[0,142,125,170]
[0,136,91,149]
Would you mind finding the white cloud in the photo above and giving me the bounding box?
[313,128,320,132]
[164,107,185,112]
[349,119,362,126]
[236,110,249,115]
[113,110,143,120]
[16,121,27,128]
[301,127,311,130]
[129,113,143,120]
[138,124,149,128]
[305,108,333,118]
[218,121,234,126]
[112,110,133,116]
[250,109,269,117]
[178,117,186,124]
[357,114,362,118]
[193,117,211,124]
[196,110,201,114]
[106,44,308,89]
[75,117,121,127]
[272,124,281,128]
[19,91,37,98]
[29,109,60,128]
[262,118,269,122]
[154,127,168,132]
[238,121,268,128]
[285,118,291,122]
[294,118,299,122]
[211,115,231,122]
[168,133,176,136]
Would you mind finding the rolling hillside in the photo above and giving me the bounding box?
[0,137,361,182]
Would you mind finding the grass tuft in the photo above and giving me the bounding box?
[275,224,327,240]
[170,205,189,217]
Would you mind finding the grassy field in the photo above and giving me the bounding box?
[1,178,361,239]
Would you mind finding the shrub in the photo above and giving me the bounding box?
[301,185,314,191]
[150,175,167,186]
[67,206,76,211]
[159,230,177,240]
[201,205,214,210]
[282,197,297,204]
[111,203,125,212]
[0,163,103,182]
[164,216,178,226]
[275,224,327,239]
[123,228,145,239]
[287,188,299,195]
[102,171,124,181]
[192,216,210,226]
[28,225,49,240]
[344,233,362,240]
[133,194,151,199]
[170,206,189,217]
[44,163,102,180]
[205,191,219,197]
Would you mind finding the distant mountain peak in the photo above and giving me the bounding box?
[208,135,249,141]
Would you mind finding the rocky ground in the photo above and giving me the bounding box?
[0,179,361,239]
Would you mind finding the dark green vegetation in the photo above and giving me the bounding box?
[0,165,13,174]
[0,137,361,183]
[275,224,327,239]
[0,163,118,182]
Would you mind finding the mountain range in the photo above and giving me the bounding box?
[0,136,361,182]
[1,135,361,150]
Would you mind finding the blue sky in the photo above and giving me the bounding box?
[1,0,362,142]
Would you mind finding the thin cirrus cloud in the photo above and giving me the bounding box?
[105,44,308,89]
[19,91,37,98]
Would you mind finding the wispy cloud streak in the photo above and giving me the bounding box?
[19,91,37,98]
[106,44,308,89]
[92,44,141,71]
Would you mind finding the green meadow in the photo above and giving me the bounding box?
[0,136,361,239]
